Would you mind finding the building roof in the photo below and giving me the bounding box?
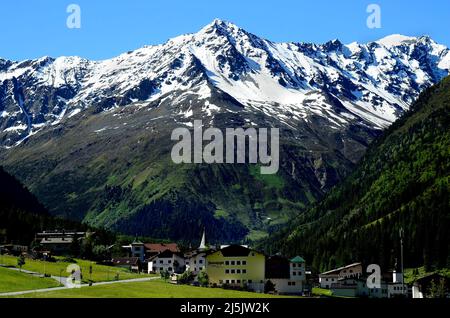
[40,237,74,244]
[144,243,179,253]
[320,262,362,276]
[266,255,290,279]
[37,231,85,237]
[290,256,305,263]
[112,257,140,266]
[184,250,206,258]
[217,245,262,257]
[148,249,184,261]
[132,238,144,245]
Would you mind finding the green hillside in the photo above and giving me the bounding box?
[263,76,450,272]
[0,166,78,244]
[0,98,360,243]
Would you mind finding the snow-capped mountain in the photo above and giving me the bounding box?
[1,20,449,241]
[1,19,449,147]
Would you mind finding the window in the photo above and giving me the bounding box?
[293,272,297,276]
[231,280,235,284]
[237,269,241,274]
[242,261,247,265]
[225,280,229,284]
[168,260,171,264]
[231,269,235,274]
[199,260,203,264]
[237,280,241,284]
[225,261,229,265]
[236,261,241,265]
[248,280,252,283]
[225,269,230,274]
[242,269,247,274]
[231,261,235,266]
[159,260,163,264]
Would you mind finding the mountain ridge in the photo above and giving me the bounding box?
[261,76,450,271]
[1,20,449,148]
[0,20,449,242]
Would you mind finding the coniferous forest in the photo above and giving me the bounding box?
[261,76,450,273]
[0,166,89,244]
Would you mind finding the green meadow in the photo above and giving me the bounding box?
[0,267,61,293]
[9,279,294,298]
[0,255,150,283]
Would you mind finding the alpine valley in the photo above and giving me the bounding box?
[1,20,449,243]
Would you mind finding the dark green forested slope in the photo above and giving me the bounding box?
[264,76,450,272]
[0,166,83,244]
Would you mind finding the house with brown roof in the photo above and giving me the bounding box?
[319,262,363,289]
[111,257,141,272]
[144,243,180,258]
[147,249,185,274]
[36,230,88,255]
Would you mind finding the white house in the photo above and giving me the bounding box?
[186,229,208,274]
[185,251,207,275]
[147,249,186,274]
[319,262,363,289]
[121,239,146,262]
[265,255,306,295]
[331,270,408,298]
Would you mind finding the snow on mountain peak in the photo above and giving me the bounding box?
[1,20,450,147]
[376,34,417,47]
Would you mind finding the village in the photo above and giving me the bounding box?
[0,228,447,298]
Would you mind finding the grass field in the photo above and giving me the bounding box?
[312,287,333,297]
[0,255,150,283]
[10,279,294,298]
[0,267,61,293]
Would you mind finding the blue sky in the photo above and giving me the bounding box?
[1,0,449,61]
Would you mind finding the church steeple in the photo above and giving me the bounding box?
[199,228,206,250]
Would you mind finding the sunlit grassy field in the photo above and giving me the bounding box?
[0,267,61,293]
[0,255,150,283]
[10,279,295,298]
